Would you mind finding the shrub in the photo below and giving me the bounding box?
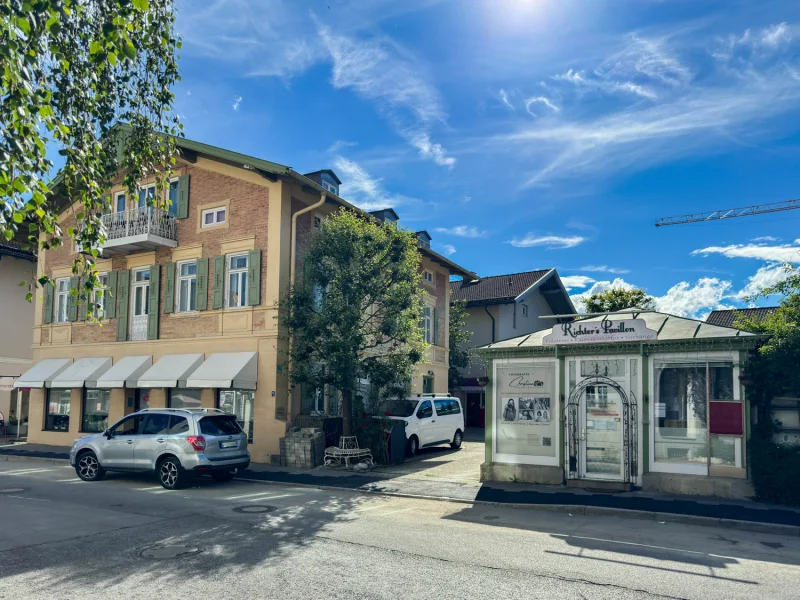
[748,434,800,506]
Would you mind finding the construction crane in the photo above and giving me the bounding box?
[656,199,800,227]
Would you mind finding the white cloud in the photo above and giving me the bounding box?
[752,236,779,242]
[319,25,454,167]
[525,96,560,117]
[433,225,486,238]
[601,34,691,87]
[508,234,585,249]
[759,22,792,47]
[569,278,637,311]
[654,278,732,318]
[692,240,800,263]
[735,263,793,300]
[327,140,358,153]
[439,244,456,256]
[552,68,658,100]
[498,89,514,111]
[561,275,596,291]
[232,96,242,110]
[333,156,407,211]
[579,264,631,274]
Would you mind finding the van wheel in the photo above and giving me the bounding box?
[450,430,463,449]
[158,457,186,490]
[406,435,419,457]
[212,469,235,482]
[76,451,106,482]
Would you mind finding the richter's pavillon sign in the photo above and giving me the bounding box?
[542,318,658,345]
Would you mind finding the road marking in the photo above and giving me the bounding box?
[0,468,54,476]
[150,490,173,494]
[354,504,386,512]
[136,486,164,491]
[225,490,285,500]
[243,493,294,502]
[56,478,82,482]
[7,495,52,502]
[374,507,414,517]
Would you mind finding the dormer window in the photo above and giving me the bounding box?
[322,180,337,195]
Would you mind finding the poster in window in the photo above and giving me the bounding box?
[495,364,557,458]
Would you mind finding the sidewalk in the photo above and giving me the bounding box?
[4,441,800,533]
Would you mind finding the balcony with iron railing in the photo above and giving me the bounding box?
[76,207,178,255]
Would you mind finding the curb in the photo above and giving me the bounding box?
[3,452,798,537]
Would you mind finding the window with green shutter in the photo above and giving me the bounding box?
[177,174,190,219]
[196,258,209,311]
[105,271,117,319]
[433,306,439,346]
[67,276,80,322]
[43,283,54,324]
[212,255,224,309]
[164,262,175,314]
[247,249,261,306]
[116,270,130,341]
[147,265,160,339]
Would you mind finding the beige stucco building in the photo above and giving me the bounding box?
[16,136,475,463]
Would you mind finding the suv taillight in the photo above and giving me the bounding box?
[186,435,206,451]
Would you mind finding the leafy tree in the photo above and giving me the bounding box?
[737,264,800,417]
[0,0,181,304]
[581,288,655,313]
[283,209,427,436]
[448,299,472,391]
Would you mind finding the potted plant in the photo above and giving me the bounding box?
[477,376,490,387]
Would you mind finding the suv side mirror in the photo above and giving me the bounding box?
[104,430,113,439]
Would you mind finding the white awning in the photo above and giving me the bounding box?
[94,356,152,388]
[185,352,258,390]
[14,358,73,389]
[50,357,113,388]
[137,354,205,388]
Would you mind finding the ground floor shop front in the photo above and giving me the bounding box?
[15,336,447,464]
[479,311,761,498]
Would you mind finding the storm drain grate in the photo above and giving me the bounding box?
[140,545,202,559]
[233,505,276,514]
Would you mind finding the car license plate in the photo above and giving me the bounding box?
[219,441,238,449]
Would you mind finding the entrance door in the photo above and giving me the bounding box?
[466,393,482,427]
[581,384,624,479]
[130,268,150,341]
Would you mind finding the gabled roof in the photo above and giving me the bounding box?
[303,169,342,185]
[481,309,758,351]
[450,269,552,306]
[706,307,779,328]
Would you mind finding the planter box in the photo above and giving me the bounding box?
[6,424,28,436]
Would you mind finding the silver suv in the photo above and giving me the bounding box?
[70,408,250,489]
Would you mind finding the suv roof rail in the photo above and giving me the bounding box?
[418,393,455,398]
[136,408,226,415]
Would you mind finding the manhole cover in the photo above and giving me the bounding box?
[0,488,26,494]
[233,505,276,514]
[140,545,201,559]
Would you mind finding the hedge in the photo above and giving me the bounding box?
[748,434,800,506]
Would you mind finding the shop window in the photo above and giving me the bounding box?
[654,360,740,467]
[581,359,625,378]
[136,388,151,412]
[226,253,248,308]
[82,389,110,432]
[46,389,71,431]
[218,389,254,443]
[168,388,202,409]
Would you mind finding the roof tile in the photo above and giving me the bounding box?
[450,270,551,306]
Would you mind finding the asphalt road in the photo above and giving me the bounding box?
[0,461,799,599]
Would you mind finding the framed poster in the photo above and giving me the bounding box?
[493,359,559,466]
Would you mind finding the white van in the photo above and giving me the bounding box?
[383,395,464,457]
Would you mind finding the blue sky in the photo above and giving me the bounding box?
[172,0,800,318]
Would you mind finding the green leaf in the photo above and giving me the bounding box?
[15,17,31,36]
[13,212,24,223]
[3,230,13,241]
[89,41,104,55]
[132,0,150,10]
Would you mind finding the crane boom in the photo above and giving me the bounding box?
[656,199,800,227]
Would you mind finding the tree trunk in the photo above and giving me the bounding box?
[341,389,353,436]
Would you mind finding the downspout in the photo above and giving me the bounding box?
[484,305,496,343]
[287,192,327,423]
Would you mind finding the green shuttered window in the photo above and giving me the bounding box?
[147,265,160,339]
[212,255,225,309]
[116,270,130,342]
[247,249,261,306]
[196,258,209,311]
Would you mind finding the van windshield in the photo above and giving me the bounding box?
[382,400,419,418]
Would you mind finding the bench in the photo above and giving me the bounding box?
[324,436,374,469]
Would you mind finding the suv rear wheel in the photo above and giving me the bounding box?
[158,456,186,490]
[450,429,463,449]
[76,451,106,482]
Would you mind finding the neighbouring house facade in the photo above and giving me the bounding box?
[14,136,475,463]
[449,270,574,427]
[478,310,761,498]
[0,240,36,429]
